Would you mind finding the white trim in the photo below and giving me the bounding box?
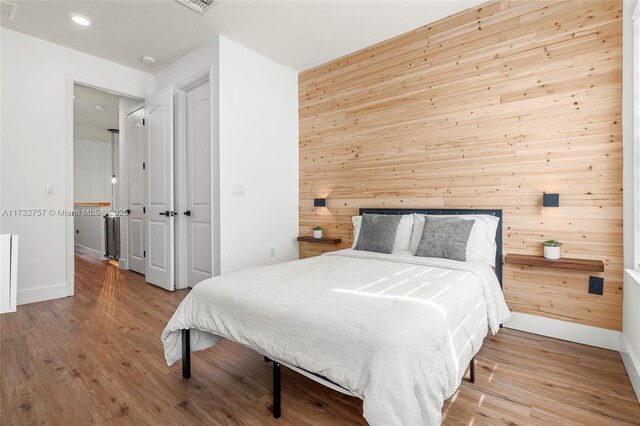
[621,335,640,403]
[17,282,67,305]
[74,243,102,256]
[634,8,640,271]
[503,312,620,351]
[627,268,640,288]
[66,74,145,297]
[74,244,105,261]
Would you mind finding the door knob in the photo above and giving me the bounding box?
[159,211,176,216]
[184,210,191,216]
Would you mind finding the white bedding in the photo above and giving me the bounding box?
[162,249,510,425]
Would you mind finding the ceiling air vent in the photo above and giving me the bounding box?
[175,0,215,14]
[0,0,17,21]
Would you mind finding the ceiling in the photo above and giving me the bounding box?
[1,0,484,73]
[74,84,123,141]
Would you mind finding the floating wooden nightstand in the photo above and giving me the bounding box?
[297,236,342,245]
[505,254,604,272]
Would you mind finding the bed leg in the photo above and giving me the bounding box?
[182,329,191,379]
[469,356,476,384]
[273,361,281,419]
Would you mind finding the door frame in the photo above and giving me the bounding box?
[174,67,218,289]
[65,74,145,297]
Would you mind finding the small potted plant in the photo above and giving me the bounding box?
[313,226,323,239]
[542,240,562,260]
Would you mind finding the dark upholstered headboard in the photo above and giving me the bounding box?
[359,208,503,288]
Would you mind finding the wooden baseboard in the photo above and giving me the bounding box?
[504,312,620,351]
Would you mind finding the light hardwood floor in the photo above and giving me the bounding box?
[1,253,638,425]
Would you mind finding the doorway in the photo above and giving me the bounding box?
[68,71,216,297]
[72,84,136,266]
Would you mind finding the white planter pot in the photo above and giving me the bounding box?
[313,230,322,239]
[543,246,560,260]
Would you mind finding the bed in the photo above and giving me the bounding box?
[162,208,510,425]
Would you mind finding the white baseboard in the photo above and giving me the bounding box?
[17,282,68,306]
[621,336,640,403]
[74,243,102,255]
[504,312,621,351]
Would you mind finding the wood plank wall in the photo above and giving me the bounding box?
[298,0,623,330]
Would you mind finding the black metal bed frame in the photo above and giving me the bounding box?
[180,208,503,419]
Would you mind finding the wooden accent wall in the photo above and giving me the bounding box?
[299,0,623,330]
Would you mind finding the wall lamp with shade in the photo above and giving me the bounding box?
[314,198,326,207]
[543,193,560,207]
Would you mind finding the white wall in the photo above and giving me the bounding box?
[155,38,219,90]
[621,0,640,403]
[74,207,104,255]
[73,137,113,203]
[218,37,299,273]
[73,136,113,254]
[156,35,299,276]
[0,28,154,304]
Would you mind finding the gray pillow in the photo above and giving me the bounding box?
[415,216,475,261]
[354,214,401,254]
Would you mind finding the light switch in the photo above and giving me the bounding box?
[45,184,55,195]
[231,185,246,196]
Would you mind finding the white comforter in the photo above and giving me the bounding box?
[162,250,510,425]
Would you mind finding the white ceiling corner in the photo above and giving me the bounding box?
[1,0,485,73]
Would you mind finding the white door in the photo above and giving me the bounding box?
[184,81,212,287]
[126,107,146,275]
[145,86,175,291]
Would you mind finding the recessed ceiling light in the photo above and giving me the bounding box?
[95,105,105,111]
[70,14,91,26]
[141,56,156,66]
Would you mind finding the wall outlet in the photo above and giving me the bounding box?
[588,276,604,295]
[231,185,246,196]
[270,248,275,258]
[45,184,55,195]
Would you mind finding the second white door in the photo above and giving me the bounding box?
[183,81,212,287]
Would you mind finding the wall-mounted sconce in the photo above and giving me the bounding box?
[314,198,326,207]
[543,193,559,207]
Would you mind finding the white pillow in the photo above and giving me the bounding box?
[352,216,362,248]
[409,214,499,266]
[351,214,413,252]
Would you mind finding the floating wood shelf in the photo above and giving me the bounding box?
[297,236,342,245]
[505,254,604,272]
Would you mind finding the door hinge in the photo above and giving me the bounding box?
[144,250,146,258]
[143,206,146,214]
[142,162,146,170]
[142,118,145,126]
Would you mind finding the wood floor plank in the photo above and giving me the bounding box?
[1,253,638,425]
